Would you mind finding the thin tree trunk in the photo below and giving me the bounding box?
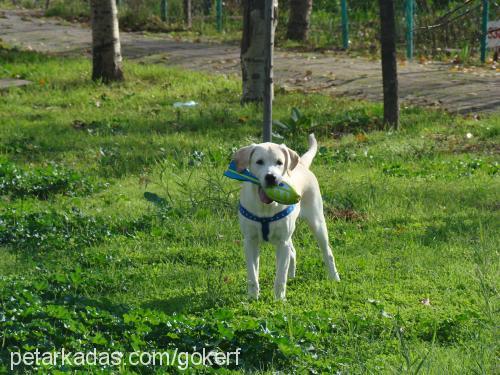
[90,0,124,83]
[287,0,312,41]
[45,0,50,10]
[241,0,278,102]
[184,0,192,28]
[379,0,399,127]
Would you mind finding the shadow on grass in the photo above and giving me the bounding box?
[0,45,53,64]
[383,212,493,248]
[1,274,288,372]
[142,294,221,315]
[419,214,487,247]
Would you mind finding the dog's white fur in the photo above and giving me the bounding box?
[234,134,340,300]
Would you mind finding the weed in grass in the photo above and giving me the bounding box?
[0,157,100,199]
[0,276,322,372]
[0,207,151,253]
[71,119,125,136]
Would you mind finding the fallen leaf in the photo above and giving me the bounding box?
[355,133,368,142]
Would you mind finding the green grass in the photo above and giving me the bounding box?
[0,46,499,373]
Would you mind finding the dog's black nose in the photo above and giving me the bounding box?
[265,174,277,185]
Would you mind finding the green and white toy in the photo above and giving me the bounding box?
[224,161,301,205]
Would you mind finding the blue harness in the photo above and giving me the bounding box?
[239,203,296,242]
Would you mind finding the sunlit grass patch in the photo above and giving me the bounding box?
[0,47,498,373]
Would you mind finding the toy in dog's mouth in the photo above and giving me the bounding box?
[258,186,274,204]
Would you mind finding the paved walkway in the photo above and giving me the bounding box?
[0,78,32,89]
[1,9,499,113]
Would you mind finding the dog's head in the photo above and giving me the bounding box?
[233,142,299,204]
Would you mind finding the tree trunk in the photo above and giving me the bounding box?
[184,0,192,29]
[287,0,312,41]
[45,0,50,10]
[241,0,278,102]
[379,0,399,127]
[90,0,124,83]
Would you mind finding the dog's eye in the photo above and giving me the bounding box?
[276,160,283,166]
[256,159,264,165]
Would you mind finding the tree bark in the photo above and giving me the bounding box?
[184,0,192,29]
[287,0,312,41]
[241,0,278,102]
[379,0,399,128]
[90,0,124,83]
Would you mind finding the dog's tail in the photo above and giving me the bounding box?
[301,133,317,169]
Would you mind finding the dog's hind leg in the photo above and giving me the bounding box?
[310,218,340,281]
[288,241,297,279]
[301,195,341,281]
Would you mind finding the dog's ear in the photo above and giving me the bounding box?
[233,144,256,171]
[280,144,300,174]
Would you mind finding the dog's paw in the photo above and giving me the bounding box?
[247,285,260,300]
[274,284,287,300]
[329,271,341,282]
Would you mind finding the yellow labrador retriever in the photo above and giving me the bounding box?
[233,134,340,300]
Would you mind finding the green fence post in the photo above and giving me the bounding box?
[161,0,168,22]
[481,0,489,63]
[216,0,222,32]
[341,0,349,49]
[405,0,414,61]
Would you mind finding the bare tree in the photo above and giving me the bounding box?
[287,0,312,41]
[184,0,192,29]
[90,0,124,82]
[379,0,399,127]
[241,0,278,102]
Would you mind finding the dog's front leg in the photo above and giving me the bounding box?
[275,241,292,300]
[244,237,260,299]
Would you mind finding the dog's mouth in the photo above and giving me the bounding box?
[258,186,274,204]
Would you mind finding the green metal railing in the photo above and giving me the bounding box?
[481,0,489,63]
[216,0,223,32]
[160,0,168,22]
[75,0,498,62]
[405,0,414,61]
[341,0,349,49]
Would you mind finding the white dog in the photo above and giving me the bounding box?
[233,134,340,300]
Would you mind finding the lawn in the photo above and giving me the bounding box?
[0,46,498,373]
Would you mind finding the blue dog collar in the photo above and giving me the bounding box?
[239,203,296,242]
